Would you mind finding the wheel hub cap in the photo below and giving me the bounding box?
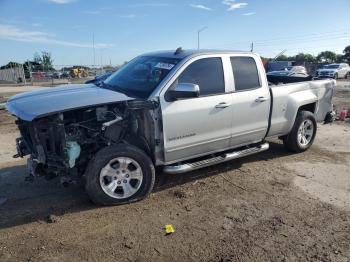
[297,119,314,147]
[99,157,143,199]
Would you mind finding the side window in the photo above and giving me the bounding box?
[230,57,261,91]
[178,57,225,96]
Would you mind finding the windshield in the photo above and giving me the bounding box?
[323,65,339,69]
[103,56,181,98]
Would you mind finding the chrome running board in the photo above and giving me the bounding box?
[163,142,269,174]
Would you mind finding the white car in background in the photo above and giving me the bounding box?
[316,63,350,79]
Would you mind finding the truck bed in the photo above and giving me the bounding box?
[267,79,335,138]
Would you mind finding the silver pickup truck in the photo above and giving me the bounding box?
[6,49,335,206]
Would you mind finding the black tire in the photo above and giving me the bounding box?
[283,111,317,153]
[345,72,349,79]
[85,144,155,206]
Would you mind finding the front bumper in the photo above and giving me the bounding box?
[315,76,335,80]
[315,72,335,79]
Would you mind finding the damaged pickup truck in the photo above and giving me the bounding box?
[6,49,335,206]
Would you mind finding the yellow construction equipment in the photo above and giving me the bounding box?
[70,68,88,78]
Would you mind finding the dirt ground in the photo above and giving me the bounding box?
[0,81,349,262]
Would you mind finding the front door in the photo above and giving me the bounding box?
[160,57,233,163]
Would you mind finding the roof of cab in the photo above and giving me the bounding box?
[142,49,256,59]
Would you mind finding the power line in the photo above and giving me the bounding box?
[214,29,350,47]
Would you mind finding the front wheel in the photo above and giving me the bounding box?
[85,145,155,206]
[283,111,317,153]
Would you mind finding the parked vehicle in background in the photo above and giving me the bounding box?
[6,49,335,206]
[315,63,350,79]
[53,72,63,79]
[266,66,312,84]
[85,71,114,85]
[31,71,46,79]
[46,72,54,78]
[61,71,70,78]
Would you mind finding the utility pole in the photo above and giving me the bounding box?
[197,26,208,50]
[92,33,96,74]
[250,42,254,52]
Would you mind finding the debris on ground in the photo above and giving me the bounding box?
[173,190,187,199]
[45,214,58,224]
[185,205,192,212]
[339,107,348,121]
[123,240,134,249]
[165,224,175,235]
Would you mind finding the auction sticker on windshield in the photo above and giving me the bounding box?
[155,62,175,70]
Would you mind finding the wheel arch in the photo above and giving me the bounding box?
[284,90,318,135]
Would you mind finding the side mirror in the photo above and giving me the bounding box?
[167,83,200,101]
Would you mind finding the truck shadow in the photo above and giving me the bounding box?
[0,141,292,230]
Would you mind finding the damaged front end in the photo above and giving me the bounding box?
[12,99,158,180]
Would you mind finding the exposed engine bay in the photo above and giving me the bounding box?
[15,100,159,179]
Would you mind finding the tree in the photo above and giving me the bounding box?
[32,51,54,71]
[0,62,23,69]
[33,52,42,64]
[294,53,316,63]
[335,54,344,63]
[316,51,337,63]
[41,51,53,71]
[275,54,289,61]
[343,45,350,64]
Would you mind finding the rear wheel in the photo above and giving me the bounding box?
[283,111,317,153]
[85,145,155,206]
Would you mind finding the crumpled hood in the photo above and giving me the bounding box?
[6,84,134,121]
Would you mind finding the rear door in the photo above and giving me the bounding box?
[228,55,271,147]
[159,56,234,163]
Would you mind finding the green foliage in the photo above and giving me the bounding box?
[294,53,316,63]
[32,51,54,71]
[41,51,53,70]
[271,49,348,64]
[343,45,350,64]
[335,54,344,63]
[316,51,337,63]
[33,52,42,64]
[275,54,290,61]
[0,62,23,69]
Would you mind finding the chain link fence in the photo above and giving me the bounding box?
[0,66,26,83]
[0,64,117,86]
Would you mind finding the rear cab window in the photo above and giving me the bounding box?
[230,56,261,92]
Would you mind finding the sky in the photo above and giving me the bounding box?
[0,0,349,68]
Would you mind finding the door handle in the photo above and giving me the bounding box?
[215,102,230,108]
[255,96,268,102]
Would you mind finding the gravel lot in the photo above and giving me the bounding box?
[0,80,349,261]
